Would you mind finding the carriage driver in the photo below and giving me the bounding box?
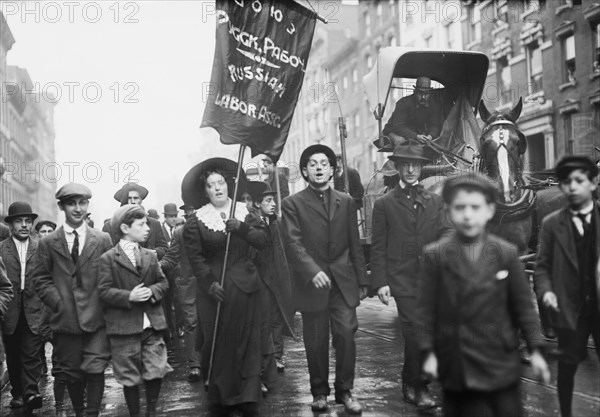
[381,76,446,148]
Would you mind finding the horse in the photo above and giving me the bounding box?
[478,98,565,254]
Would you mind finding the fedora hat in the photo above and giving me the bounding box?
[5,202,38,223]
[388,141,433,163]
[181,158,247,209]
[413,76,435,93]
[114,183,149,205]
[299,144,337,181]
[163,203,178,216]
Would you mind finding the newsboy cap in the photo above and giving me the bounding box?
[555,155,598,181]
[55,183,92,201]
[442,173,498,204]
[111,204,146,232]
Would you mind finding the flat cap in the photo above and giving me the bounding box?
[555,155,598,181]
[111,204,146,232]
[442,173,498,204]
[56,183,92,201]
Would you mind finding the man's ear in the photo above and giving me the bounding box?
[487,203,496,220]
[119,223,129,235]
[57,202,64,212]
[301,167,308,179]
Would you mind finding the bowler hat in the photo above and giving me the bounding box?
[299,144,337,181]
[35,220,57,232]
[555,155,598,182]
[442,173,498,204]
[5,202,38,223]
[114,183,149,205]
[181,158,247,209]
[147,209,159,219]
[56,183,92,201]
[246,181,277,203]
[163,203,178,216]
[388,141,433,163]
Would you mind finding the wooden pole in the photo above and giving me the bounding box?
[205,145,246,390]
[274,163,282,218]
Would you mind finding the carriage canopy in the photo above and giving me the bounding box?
[362,47,489,116]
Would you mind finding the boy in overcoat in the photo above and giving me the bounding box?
[1,202,44,413]
[282,144,369,414]
[32,183,113,417]
[419,174,550,417]
[98,204,171,417]
[370,141,449,409]
[533,156,600,417]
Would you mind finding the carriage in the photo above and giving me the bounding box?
[359,47,489,246]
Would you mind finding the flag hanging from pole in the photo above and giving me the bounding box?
[201,0,317,163]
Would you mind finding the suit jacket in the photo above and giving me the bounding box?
[282,187,368,312]
[371,186,449,299]
[418,232,542,391]
[161,223,175,247]
[382,93,447,140]
[0,258,14,319]
[0,224,9,241]
[32,226,113,334]
[103,216,168,260]
[160,226,192,278]
[98,244,169,335]
[0,237,43,335]
[534,205,600,331]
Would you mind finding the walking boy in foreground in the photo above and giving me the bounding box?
[98,205,172,417]
[419,173,550,417]
[534,156,600,417]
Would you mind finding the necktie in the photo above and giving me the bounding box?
[262,216,269,226]
[133,245,142,272]
[71,230,79,264]
[577,213,590,237]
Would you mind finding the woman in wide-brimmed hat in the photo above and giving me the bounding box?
[181,158,267,416]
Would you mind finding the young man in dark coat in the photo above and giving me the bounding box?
[32,183,113,417]
[1,202,44,413]
[534,156,600,417]
[102,183,168,260]
[282,144,369,414]
[370,141,448,410]
[98,204,172,417]
[420,174,550,417]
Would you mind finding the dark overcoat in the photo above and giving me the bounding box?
[32,226,113,334]
[98,245,169,335]
[370,186,448,302]
[418,232,543,391]
[281,187,368,313]
[0,237,43,335]
[534,205,600,331]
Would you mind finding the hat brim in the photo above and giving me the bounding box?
[114,184,149,204]
[5,213,38,223]
[388,154,432,162]
[413,86,435,92]
[181,158,247,209]
[299,144,337,181]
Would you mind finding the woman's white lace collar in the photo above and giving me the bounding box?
[197,199,249,233]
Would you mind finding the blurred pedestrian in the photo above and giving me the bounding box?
[334,153,364,209]
[420,173,550,417]
[534,156,600,417]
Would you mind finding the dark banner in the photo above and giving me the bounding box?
[201,0,317,162]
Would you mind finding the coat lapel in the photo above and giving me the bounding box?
[329,190,341,221]
[51,227,73,261]
[115,245,139,276]
[555,208,579,272]
[26,238,37,262]
[301,188,328,220]
[5,238,20,264]
[392,186,416,213]
[139,250,152,282]
[78,226,99,268]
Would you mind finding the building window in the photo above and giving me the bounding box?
[389,0,396,16]
[366,54,373,69]
[467,5,481,44]
[496,1,509,26]
[343,75,348,90]
[352,68,358,83]
[564,113,574,154]
[364,11,371,37]
[445,23,456,49]
[377,3,383,25]
[563,34,576,82]
[354,113,360,129]
[497,57,512,105]
[527,43,543,93]
[593,22,600,74]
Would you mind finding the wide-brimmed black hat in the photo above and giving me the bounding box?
[388,141,433,163]
[114,183,149,205]
[299,144,337,181]
[181,158,247,209]
[5,202,38,223]
[555,155,598,182]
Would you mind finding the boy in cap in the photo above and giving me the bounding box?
[370,141,448,410]
[103,183,168,260]
[282,144,369,414]
[32,183,113,417]
[419,173,550,417]
[1,202,44,413]
[98,204,171,417]
[534,156,600,417]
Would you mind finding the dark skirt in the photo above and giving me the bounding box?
[198,280,262,407]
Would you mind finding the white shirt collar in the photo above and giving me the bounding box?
[570,201,594,216]
[64,222,87,235]
[399,179,419,189]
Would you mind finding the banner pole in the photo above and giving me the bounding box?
[205,144,246,390]
[274,163,282,218]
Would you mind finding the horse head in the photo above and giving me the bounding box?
[478,98,527,204]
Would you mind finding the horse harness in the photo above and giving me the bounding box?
[480,119,527,189]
